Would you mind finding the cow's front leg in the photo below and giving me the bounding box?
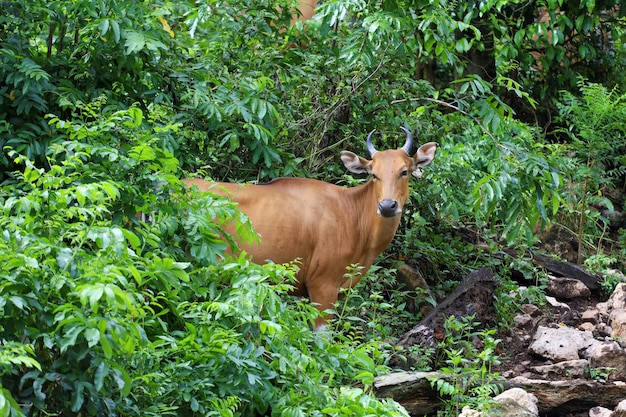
[306,282,341,331]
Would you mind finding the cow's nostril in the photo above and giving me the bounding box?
[378,200,399,217]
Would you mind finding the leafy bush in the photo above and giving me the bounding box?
[0,106,410,415]
[429,315,503,416]
[2,0,626,414]
[555,80,626,262]
[397,113,562,251]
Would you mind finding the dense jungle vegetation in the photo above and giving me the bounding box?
[1,0,625,415]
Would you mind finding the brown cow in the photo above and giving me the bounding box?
[291,0,318,24]
[184,129,437,329]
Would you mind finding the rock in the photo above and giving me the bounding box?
[532,359,589,378]
[609,309,626,340]
[513,314,534,331]
[607,284,626,311]
[582,307,600,324]
[578,322,595,332]
[531,253,601,289]
[504,377,626,413]
[596,323,614,338]
[547,275,591,298]
[589,406,613,417]
[529,326,600,362]
[588,341,626,381]
[598,301,610,317]
[488,397,536,417]
[491,387,538,416]
[613,399,626,417]
[374,371,626,416]
[459,406,482,417]
[545,296,570,310]
[520,304,541,316]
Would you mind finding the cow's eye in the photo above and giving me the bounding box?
[400,170,409,177]
[372,174,380,181]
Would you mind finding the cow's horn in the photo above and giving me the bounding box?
[400,127,413,155]
[366,129,378,157]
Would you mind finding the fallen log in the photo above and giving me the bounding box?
[374,372,626,416]
[531,253,601,290]
[503,377,626,413]
[374,372,445,416]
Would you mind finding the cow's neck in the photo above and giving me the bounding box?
[349,179,403,254]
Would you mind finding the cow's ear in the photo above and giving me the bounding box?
[341,151,372,174]
[411,142,437,178]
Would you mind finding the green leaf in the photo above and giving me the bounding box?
[71,381,85,411]
[111,363,132,396]
[94,361,109,391]
[23,164,41,183]
[130,144,156,161]
[84,328,100,348]
[58,324,83,354]
[99,19,110,37]
[98,319,113,358]
[122,229,141,252]
[123,107,143,128]
[111,19,120,41]
[124,30,146,54]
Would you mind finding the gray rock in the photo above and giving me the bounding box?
[597,301,610,317]
[547,275,591,299]
[529,326,600,362]
[578,322,596,333]
[491,387,539,416]
[545,296,571,310]
[504,377,626,412]
[609,309,626,341]
[612,399,626,417]
[588,341,626,381]
[582,307,600,324]
[607,284,626,311]
[532,359,589,378]
[589,406,613,417]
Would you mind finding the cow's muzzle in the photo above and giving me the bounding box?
[378,200,399,218]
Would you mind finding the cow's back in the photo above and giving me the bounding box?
[183,177,356,294]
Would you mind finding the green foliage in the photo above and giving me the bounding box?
[619,229,626,271]
[587,366,618,381]
[2,0,626,414]
[584,254,623,296]
[493,0,626,121]
[0,103,409,415]
[402,114,563,248]
[0,0,299,181]
[0,342,39,417]
[493,263,548,331]
[429,316,504,416]
[333,265,432,346]
[1,154,144,413]
[555,81,626,261]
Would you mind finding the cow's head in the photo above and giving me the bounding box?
[340,128,437,218]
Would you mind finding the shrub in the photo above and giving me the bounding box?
[0,106,410,416]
